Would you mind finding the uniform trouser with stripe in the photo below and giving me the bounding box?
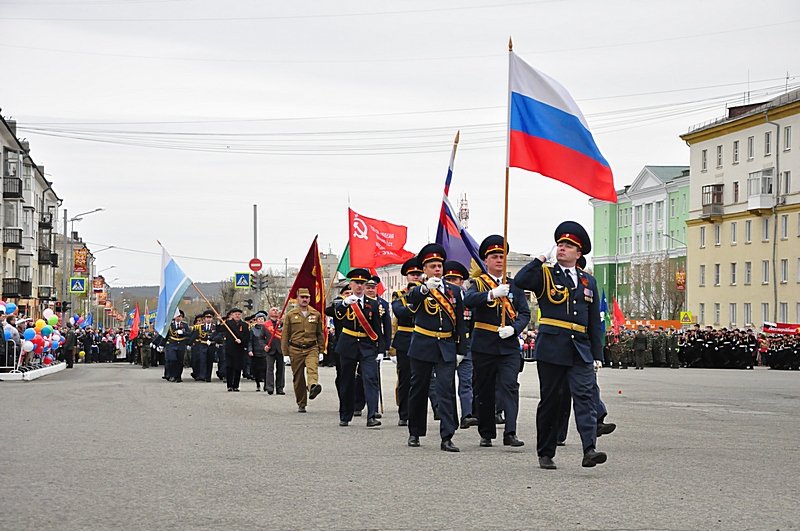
[395,349,411,421]
[290,346,319,407]
[472,351,520,439]
[338,353,379,422]
[408,357,456,440]
[557,376,607,443]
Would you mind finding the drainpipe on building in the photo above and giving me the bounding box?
[765,111,780,322]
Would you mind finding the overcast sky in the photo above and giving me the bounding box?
[2,0,798,286]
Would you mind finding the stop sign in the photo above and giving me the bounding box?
[249,258,263,272]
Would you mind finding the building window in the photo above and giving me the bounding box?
[635,205,642,225]
[645,233,652,251]
[780,259,788,283]
[761,303,769,323]
[645,203,652,223]
[762,260,770,284]
[765,131,772,156]
[784,126,792,151]
[701,149,708,171]
[744,261,752,285]
[779,171,791,194]
[714,264,720,286]
[744,303,752,325]
[716,145,723,167]
[762,217,770,241]
[745,220,752,243]
[655,201,663,222]
[731,222,737,244]
[733,181,739,202]
[699,264,706,286]
[670,198,676,217]
[781,215,789,239]
[729,303,737,326]
[748,168,774,197]
[714,303,720,325]
[779,302,788,322]
[730,262,737,285]
[733,140,740,163]
[699,226,706,247]
[747,136,754,159]
[699,303,705,324]
[714,224,721,246]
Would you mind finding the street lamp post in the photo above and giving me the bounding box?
[61,207,104,307]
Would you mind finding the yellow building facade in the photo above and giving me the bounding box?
[681,90,800,328]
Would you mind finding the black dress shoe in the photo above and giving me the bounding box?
[495,412,505,424]
[597,421,617,437]
[366,417,382,428]
[233,388,240,392]
[174,379,182,383]
[582,449,608,467]
[276,390,285,395]
[374,413,382,419]
[407,435,420,447]
[339,420,349,427]
[433,411,440,421]
[167,377,175,382]
[227,388,233,392]
[556,441,566,447]
[398,419,408,426]
[503,434,524,447]
[538,456,557,469]
[353,410,363,417]
[297,406,306,413]
[479,437,493,447]
[460,416,479,429]
[440,439,460,452]
[309,384,322,400]
[205,378,212,382]
[267,390,274,395]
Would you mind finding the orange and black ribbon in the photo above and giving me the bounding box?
[351,301,379,341]
[479,274,518,322]
[429,287,457,326]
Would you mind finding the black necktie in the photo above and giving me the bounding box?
[564,268,575,289]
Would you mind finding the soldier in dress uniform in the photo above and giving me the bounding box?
[190,310,216,382]
[325,286,352,387]
[334,268,384,428]
[515,221,607,469]
[353,275,392,418]
[464,235,530,449]
[165,309,192,383]
[443,260,479,430]
[281,287,326,413]
[405,244,467,452]
[391,257,423,427]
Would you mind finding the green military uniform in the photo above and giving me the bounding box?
[281,288,326,410]
[138,334,152,369]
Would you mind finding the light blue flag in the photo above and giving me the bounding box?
[155,246,192,338]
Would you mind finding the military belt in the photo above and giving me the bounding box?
[413,326,452,339]
[289,341,316,349]
[473,322,499,333]
[396,326,414,333]
[342,328,368,339]
[539,317,587,334]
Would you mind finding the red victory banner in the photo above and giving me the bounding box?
[282,236,326,318]
[348,208,414,268]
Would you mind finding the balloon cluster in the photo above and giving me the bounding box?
[21,308,63,361]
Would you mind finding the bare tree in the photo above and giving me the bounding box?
[218,275,237,314]
[622,255,685,320]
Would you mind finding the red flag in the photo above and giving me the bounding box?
[368,267,385,296]
[348,208,414,268]
[282,236,326,318]
[612,298,625,335]
[130,304,141,340]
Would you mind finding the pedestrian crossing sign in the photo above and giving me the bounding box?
[679,311,693,324]
[234,272,251,289]
[69,277,87,293]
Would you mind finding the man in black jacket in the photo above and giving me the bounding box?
[222,308,250,392]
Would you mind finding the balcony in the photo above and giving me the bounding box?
[3,278,32,299]
[2,228,23,249]
[700,184,724,221]
[748,194,775,213]
[3,177,23,199]
[38,248,54,265]
[38,286,54,300]
[747,172,774,214]
[39,212,53,229]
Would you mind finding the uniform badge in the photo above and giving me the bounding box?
[550,289,556,296]
[580,276,589,287]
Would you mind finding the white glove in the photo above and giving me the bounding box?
[376,352,382,362]
[283,355,290,365]
[343,294,359,306]
[456,354,464,366]
[157,346,164,352]
[318,352,324,362]
[541,245,557,263]
[593,360,602,372]
[391,356,398,365]
[490,284,510,299]
[206,340,211,346]
[498,326,515,339]
[425,277,442,290]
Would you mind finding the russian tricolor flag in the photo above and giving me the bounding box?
[508,52,617,203]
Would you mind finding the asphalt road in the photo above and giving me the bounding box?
[1,361,798,530]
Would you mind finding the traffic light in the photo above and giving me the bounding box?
[244,299,254,310]
[63,301,71,312]
[55,301,62,312]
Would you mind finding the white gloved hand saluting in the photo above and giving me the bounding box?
[490,284,510,299]
[498,326,515,339]
[343,294,359,306]
[456,354,465,366]
[593,360,602,372]
[425,277,442,290]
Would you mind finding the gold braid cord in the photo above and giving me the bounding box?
[541,266,569,305]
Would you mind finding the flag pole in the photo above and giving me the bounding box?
[501,37,513,327]
[192,282,238,338]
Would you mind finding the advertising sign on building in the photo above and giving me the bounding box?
[73,247,89,273]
